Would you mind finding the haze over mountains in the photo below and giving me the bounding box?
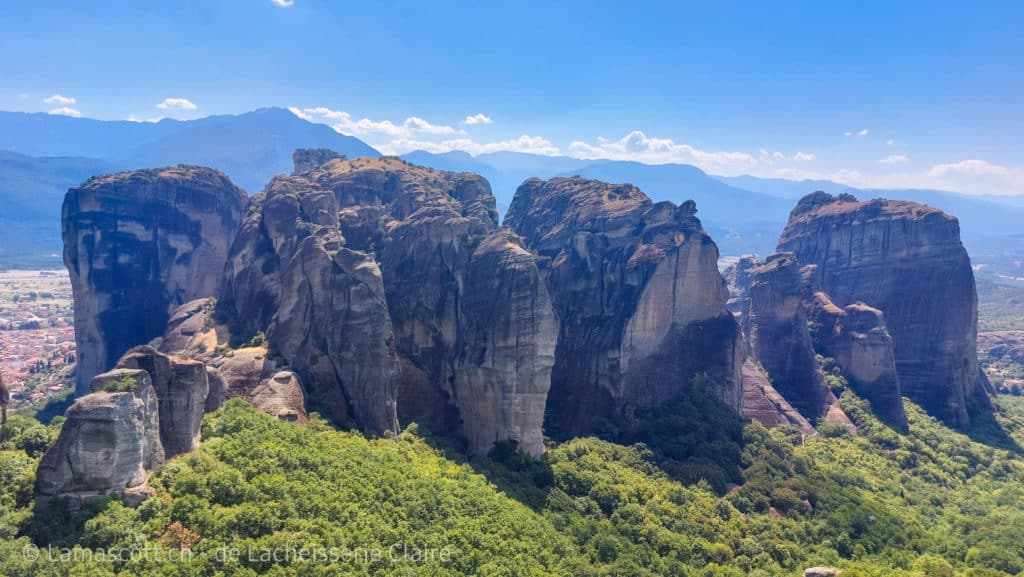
[2,107,1022,267]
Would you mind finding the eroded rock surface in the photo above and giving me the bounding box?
[456,230,558,456]
[802,267,907,429]
[63,166,246,393]
[505,176,743,437]
[743,253,838,420]
[251,371,307,423]
[778,192,988,429]
[37,368,162,496]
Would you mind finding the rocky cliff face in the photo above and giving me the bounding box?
[723,254,759,315]
[778,192,987,429]
[742,253,840,421]
[116,346,209,457]
[505,176,743,437]
[273,238,400,434]
[456,230,558,456]
[220,155,561,451]
[38,347,223,498]
[37,369,161,497]
[802,266,908,429]
[63,166,247,394]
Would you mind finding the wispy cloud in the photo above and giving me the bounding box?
[47,107,81,117]
[294,106,456,138]
[927,159,1008,177]
[845,129,869,137]
[377,135,560,156]
[157,97,197,110]
[463,113,493,125]
[271,0,294,6]
[568,130,758,174]
[793,152,816,161]
[879,154,910,165]
[43,94,75,105]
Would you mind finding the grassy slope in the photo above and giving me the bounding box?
[0,394,1023,577]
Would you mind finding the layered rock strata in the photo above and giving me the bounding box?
[778,192,988,429]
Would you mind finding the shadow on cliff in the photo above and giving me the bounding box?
[593,387,749,494]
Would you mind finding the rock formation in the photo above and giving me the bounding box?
[778,192,988,429]
[723,254,759,315]
[272,237,400,434]
[37,346,225,499]
[116,346,209,457]
[37,368,162,497]
[293,148,345,175]
[742,253,837,420]
[456,230,558,456]
[220,154,560,451]
[250,371,307,423]
[802,266,908,429]
[505,176,744,437]
[740,358,814,434]
[63,166,247,394]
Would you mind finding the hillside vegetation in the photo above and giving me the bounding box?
[1,392,1023,577]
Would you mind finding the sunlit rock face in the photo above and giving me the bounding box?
[778,191,989,429]
[505,176,743,437]
[63,166,246,394]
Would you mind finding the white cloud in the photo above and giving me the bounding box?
[927,159,1009,177]
[567,130,758,174]
[156,97,197,110]
[43,94,75,105]
[47,107,81,117]
[886,139,896,146]
[378,134,560,156]
[879,154,910,165]
[288,106,313,121]
[295,106,456,138]
[271,0,294,6]
[858,128,869,136]
[793,152,816,161]
[463,113,493,125]
[845,131,853,136]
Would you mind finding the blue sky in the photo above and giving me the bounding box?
[1,0,1022,194]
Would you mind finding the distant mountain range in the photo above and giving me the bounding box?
[0,108,378,267]
[1,107,1021,268]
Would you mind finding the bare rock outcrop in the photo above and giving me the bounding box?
[723,254,759,315]
[456,230,558,456]
[63,166,246,394]
[272,237,400,434]
[250,371,307,423]
[37,368,162,497]
[115,346,209,457]
[743,253,844,422]
[740,358,815,434]
[802,268,908,429]
[505,176,743,437]
[778,192,988,429]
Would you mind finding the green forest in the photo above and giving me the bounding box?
[1,389,1023,577]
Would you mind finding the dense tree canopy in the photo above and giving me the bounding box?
[1,389,1023,577]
